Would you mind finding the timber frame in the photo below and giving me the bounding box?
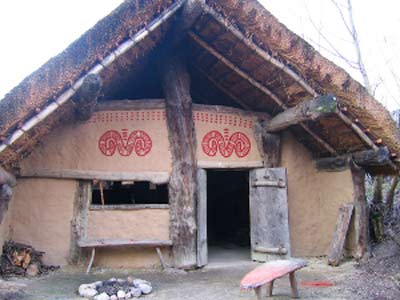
[0,0,399,269]
[0,0,399,171]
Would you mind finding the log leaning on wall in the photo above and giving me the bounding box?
[161,53,198,269]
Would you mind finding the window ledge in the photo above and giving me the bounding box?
[89,204,170,211]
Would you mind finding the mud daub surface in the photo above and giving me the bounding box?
[1,258,400,300]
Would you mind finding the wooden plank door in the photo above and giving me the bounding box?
[249,168,291,262]
[196,168,207,267]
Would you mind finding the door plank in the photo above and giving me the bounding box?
[250,168,290,262]
[197,168,207,267]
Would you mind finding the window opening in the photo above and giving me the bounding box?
[92,181,168,205]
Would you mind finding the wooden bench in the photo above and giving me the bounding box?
[78,239,173,273]
[240,259,307,299]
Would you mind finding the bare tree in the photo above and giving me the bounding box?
[303,0,399,242]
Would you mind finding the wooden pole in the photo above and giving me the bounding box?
[202,3,385,158]
[327,203,354,266]
[337,111,378,151]
[0,0,186,155]
[266,95,338,132]
[193,64,252,110]
[350,161,368,258]
[201,3,318,98]
[99,181,105,209]
[72,74,102,121]
[189,31,337,155]
[289,271,300,299]
[69,181,91,264]
[316,147,393,171]
[253,120,281,168]
[161,52,198,269]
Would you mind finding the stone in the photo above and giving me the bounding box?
[125,292,132,299]
[26,263,40,277]
[78,284,98,298]
[133,279,151,287]
[94,292,110,300]
[92,281,104,288]
[138,284,152,295]
[127,277,134,284]
[117,290,126,299]
[110,295,118,300]
[129,288,142,298]
[117,278,127,284]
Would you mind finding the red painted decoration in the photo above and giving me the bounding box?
[98,129,152,157]
[300,281,334,287]
[201,129,251,158]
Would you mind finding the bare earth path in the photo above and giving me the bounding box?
[1,258,398,300]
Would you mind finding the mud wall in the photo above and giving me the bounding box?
[10,179,76,265]
[20,109,172,173]
[281,132,356,256]
[19,104,264,174]
[87,209,170,268]
[193,108,263,168]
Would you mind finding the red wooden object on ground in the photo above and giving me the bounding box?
[241,259,308,299]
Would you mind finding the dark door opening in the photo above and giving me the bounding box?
[207,170,250,262]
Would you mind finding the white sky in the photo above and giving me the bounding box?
[0,0,399,111]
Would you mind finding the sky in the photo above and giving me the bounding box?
[0,0,399,111]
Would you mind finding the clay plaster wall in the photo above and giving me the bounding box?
[87,209,170,268]
[19,104,264,174]
[193,109,263,168]
[281,132,356,256]
[20,109,172,173]
[10,179,76,265]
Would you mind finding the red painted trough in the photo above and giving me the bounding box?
[240,259,308,299]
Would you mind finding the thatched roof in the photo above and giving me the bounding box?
[0,0,399,173]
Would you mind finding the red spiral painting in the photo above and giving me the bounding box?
[201,129,251,158]
[98,129,152,157]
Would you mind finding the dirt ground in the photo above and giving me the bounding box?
[2,256,399,300]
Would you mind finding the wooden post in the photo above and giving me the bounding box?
[254,120,281,167]
[161,52,198,269]
[350,162,368,258]
[266,281,274,297]
[196,169,207,267]
[289,271,300,298]
[69,181,91,264]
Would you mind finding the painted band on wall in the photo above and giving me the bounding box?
[20,104,263,173]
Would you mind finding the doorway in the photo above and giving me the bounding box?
[206,170,251,264]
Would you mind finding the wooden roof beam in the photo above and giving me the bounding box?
[189,31,338,155]
[0,0,187,156]
[192,64,252,110]
[316,147,392,171]
[201,4,388,159]
[200,4,318,98]
[266,95,338,132]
